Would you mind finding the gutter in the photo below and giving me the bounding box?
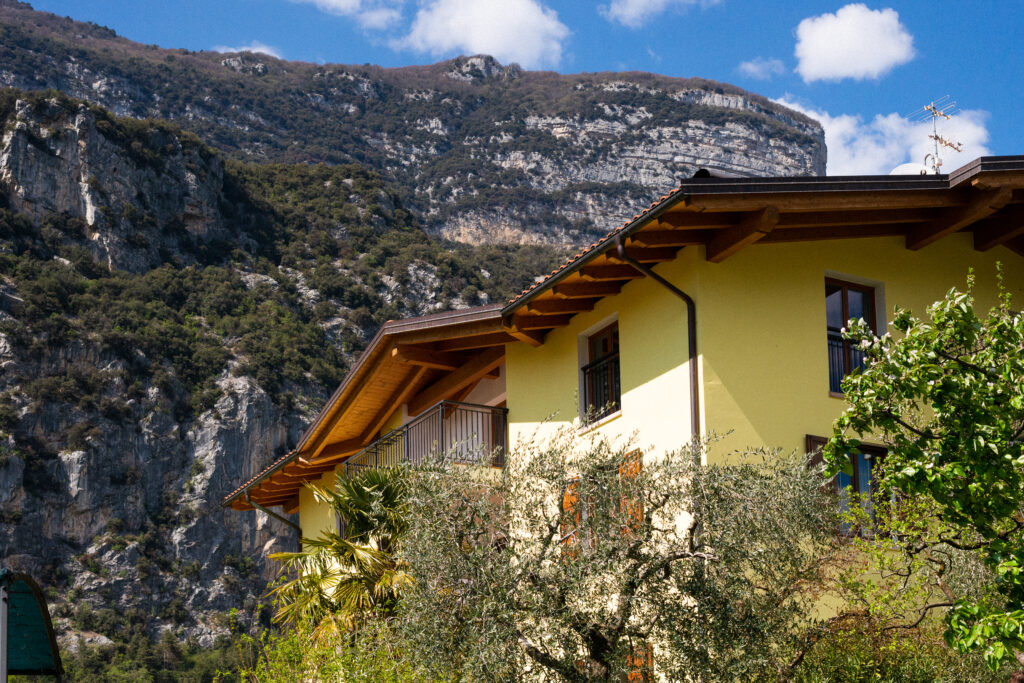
[614,237,700,440]
[246,491,302,534]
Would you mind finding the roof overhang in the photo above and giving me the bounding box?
[225,155,1024,512]
[223,304,513,511]
[500,156,1024,331]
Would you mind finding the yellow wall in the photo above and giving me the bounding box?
[298,470,338,542]
[506,235,1024,465]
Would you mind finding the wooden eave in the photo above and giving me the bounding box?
[224,304,514,510]
[227,156,1024,512]
[503,156,1024,327]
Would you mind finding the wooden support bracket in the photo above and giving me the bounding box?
[705,206,779,263]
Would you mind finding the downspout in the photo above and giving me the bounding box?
[614,237,701,440]
[245,491,302,535]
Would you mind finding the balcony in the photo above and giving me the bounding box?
[582,352,620,422]
[828,329,867,393]
[343,401,508,476]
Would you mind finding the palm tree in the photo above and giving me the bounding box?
[268,467,410,639]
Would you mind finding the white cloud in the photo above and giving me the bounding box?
[794,4,914,83]
[397,0,569,69]
[774,97,990,176]
[600,0,720,29]
[737,57,784,80]
[291,0,404,30]
[212,41,283,58]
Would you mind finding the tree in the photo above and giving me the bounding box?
[269,467,411,638]
[397,429,837,681]
[826,270,1024,670]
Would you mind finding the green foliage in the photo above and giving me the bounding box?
[232,619,440,682]
[793,618,1000,682]
[826,269,1024,670]
[269,467,410,637]
[399,430,838,681]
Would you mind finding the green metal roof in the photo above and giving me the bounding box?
[1,568,63,678]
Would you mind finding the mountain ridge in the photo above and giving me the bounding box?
[0,1,825,246]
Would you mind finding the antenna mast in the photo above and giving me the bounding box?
[908,96,963,174]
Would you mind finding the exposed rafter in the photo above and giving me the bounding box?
[610,246,680,263]
[630,229,709,246]
[310,437,364,462]
[554,281,624,298]
[435,332,517,352]
[408,347,505,415]
[392,344,464,371]
[706,206,780,263]
[511,314,573,330]
[906,187,1013,250]
[504,326,546,347]
[527,298,598,314]
[580,264,645,280]
[972,204,1024,251]
[360,365,429,445]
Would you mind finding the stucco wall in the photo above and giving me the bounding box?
[506,235,1024,465]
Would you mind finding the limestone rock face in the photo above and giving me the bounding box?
[0,97,235,272]
[0,337,304,643]
[0,0,826,248]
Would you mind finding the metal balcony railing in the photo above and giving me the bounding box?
[828,329,867,393]
[582,352,620,422]
[343,401,508,476]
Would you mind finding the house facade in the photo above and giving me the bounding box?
[224,156,1024,541]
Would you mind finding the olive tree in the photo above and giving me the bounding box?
[826,270,1024,670]
[398,429,837,681]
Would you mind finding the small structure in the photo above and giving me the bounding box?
[0,569,63,681]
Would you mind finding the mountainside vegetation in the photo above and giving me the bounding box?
[0,87,565,667]
[0,0,824,245]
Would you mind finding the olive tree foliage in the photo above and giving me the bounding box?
[397,429,838,682]
[826,271,1024,670]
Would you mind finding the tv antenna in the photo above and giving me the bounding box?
[906,96,964,174]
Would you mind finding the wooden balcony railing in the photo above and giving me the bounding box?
[343,401,508,476]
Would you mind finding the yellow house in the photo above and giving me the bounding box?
[223,155,1024,541]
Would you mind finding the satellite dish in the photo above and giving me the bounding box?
[889,162,932,176]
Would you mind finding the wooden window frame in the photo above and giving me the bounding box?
[581,321,621,423]
[806,434,887,535]
[826,278,877,397]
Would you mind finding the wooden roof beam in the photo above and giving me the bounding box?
[511,314,573,331]
[310,437,364,463]
[973,204,1024,251]
[554,281,623,298]
[527,298,598,314]
[906,188,1013,251]
[609,246,679,263]
[631,229,711,246]
[408,346,505,415]
[504,326,546,347]
[392,345,465,371]
[580,264,645,281]
[706,206,779,263]
[777,208,936,228]
[435,332,517,352]
[282,495,300,515]
[359,366,429,445]
[1006,236,1024,258]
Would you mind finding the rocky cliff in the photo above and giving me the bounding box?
[0,90,564,650]
[0,2,825,245]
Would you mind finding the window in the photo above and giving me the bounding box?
[582,322,620,422]
[806,435,886,533]
[826,279,876,394]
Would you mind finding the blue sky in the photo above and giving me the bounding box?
[32,0,1023,175]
